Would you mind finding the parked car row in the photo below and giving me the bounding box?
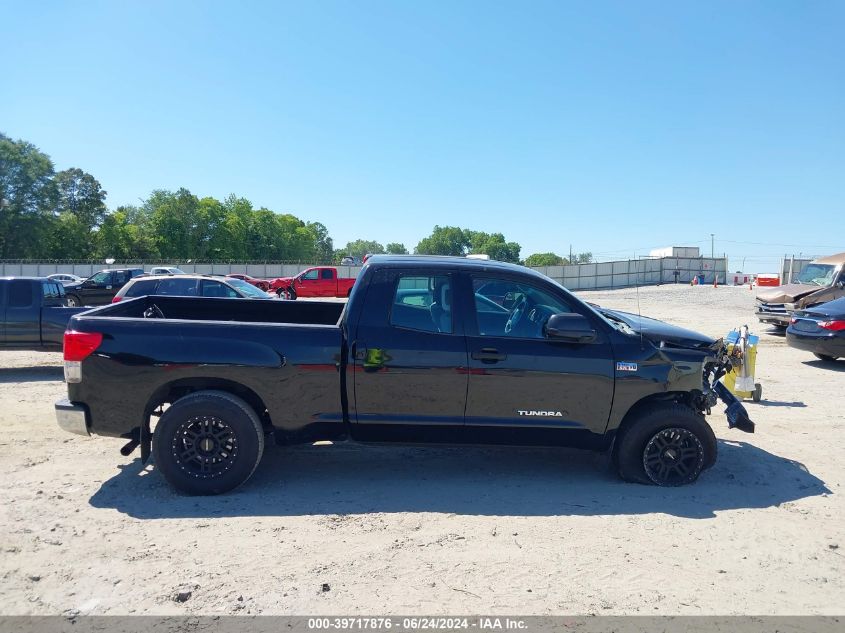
[755,251,845,362]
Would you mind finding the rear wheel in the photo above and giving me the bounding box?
[814,353,839,362]
[152,390,265,495]
[66,294,81,307]
[615,404,716,486]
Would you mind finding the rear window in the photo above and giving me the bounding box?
[124,279,158,297]
[156,278,198,296]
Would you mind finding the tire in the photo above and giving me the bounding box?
[814,353,839,362]
[66,294,81,307]
[614,404,716,486]
[152,390,265,495]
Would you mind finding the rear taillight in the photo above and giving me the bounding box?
[63,331,102,383]
[819,320,845,331]
[63,331,103,361]
[111,296,122,303]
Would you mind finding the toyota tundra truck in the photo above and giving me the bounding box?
[56,256,754,495]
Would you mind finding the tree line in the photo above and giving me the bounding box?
[0,132,591,265]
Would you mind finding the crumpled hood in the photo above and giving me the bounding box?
[599,308,717,350]
[756,283,817,303]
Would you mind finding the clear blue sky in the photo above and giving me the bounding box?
[2,0,843,271]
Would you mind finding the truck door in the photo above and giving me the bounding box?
[352,268,468,440]
[462,273,614,442]
[296,268,320,297]
[320,268,335,297]
[3,280,38,346]
[79,271,112,305]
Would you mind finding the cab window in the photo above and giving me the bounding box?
[89,271,111,284]
[302,269,319,281]
[472,276,571,338]
[390,274,452,334]
[9,281,33,307]
[320,269,333,280]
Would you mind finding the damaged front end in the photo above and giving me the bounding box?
[599,308,755,434]
[699,338,755,433]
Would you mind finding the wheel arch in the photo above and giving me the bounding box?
[608,391,696,448]
[144,377,272,432]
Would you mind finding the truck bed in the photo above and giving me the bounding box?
[64,295,348,440]
[82,295,345,326]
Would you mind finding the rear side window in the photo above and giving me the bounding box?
[201,280,240,298]
[321,269,333,280]
[9,281,33,307]
[113,271,132,285]
[130,269,144,278]
[124,280,158,297]
[156,278,198,296]
[390,274,452,334]
[41,283,61,299]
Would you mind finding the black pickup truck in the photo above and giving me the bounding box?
[1,278,87,350]
[55,256,754,494]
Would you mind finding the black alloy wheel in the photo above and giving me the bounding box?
[642,427,705,486]
[172,415,239,479]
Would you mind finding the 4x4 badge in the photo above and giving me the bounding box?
[616,362,638,372]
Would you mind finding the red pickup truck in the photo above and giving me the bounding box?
[269,266,356,299]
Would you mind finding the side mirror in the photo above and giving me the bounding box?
[545,313,597,343]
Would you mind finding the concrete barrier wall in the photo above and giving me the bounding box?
[0,257,728,291]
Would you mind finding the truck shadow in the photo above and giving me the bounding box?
[89,439,829,520]
[0,366,64,383]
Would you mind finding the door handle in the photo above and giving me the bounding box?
[353,343,367,360]
[472,348,507,363]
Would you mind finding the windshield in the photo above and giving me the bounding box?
[226,278,269,298]
[795,264,837,286]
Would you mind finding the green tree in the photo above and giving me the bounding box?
[54,168,107,230]
[94,206,159,259]
[573,252,593,264]
[146,188,201,258]
[414,226,468,256]
[343,239,385,260]
[385,242,408,254]
[307,221,334,262]
[47,212,93,258]
[0,133,56,258]
[524,252,568,267]
[467,231,521,263]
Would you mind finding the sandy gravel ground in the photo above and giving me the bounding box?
[0,284,842,615]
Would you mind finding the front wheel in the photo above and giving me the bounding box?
[152,390,265,495]
[66,294,81,307]
[614,404,716,486]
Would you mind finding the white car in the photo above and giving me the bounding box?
[47,273,84,285]
[149,266,186,275]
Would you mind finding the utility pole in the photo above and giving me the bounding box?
[569,244,572,264]
[710,234,714,259]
